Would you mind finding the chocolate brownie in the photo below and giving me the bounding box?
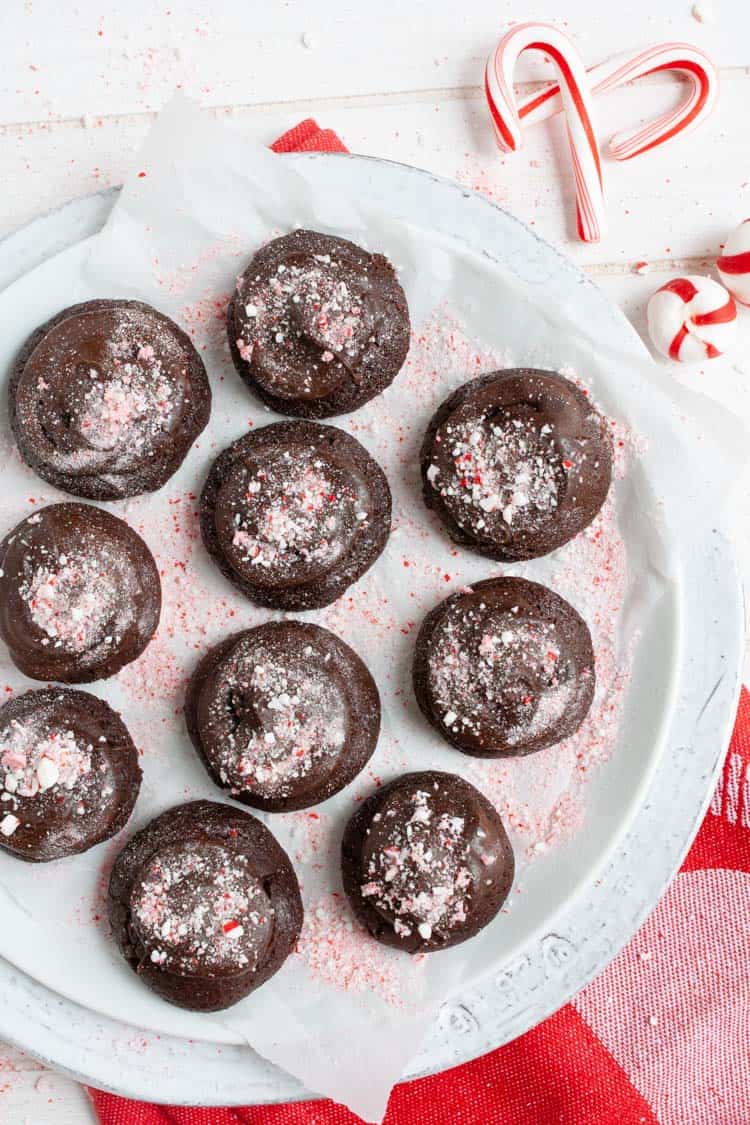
[0,502,161,683]
[9,300,211,500]
[229,229,410,417]
[421,369,612,561]
[412,577,595,757]
[200,420,391,610]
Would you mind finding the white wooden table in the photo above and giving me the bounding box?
[1,2,748,1120]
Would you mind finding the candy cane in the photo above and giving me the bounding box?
[716,218,750,306]
[646,276,737,363]
[516,43,719,161]
[484,23,605,243]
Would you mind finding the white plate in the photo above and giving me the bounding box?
[0,159,743,1106]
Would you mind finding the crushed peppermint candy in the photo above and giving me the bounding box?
[0,694,126,859]
[210,638,347,798]
[20,552,123,653]
[227,450,363,577]
[361,788,473,938]
[1,723,92,802]
[428,605,572,747]
[77,360,175,452]
[131,842,273,973]
[429,416,563,533]
[295,893,405,1007]
[0,813,20,837]
[236,256,369,393]
[22,303,187,473]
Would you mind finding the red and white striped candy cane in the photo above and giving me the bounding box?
[484,22,605,243]
[515,43,719,161]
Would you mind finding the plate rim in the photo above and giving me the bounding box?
[0,155,743,1106]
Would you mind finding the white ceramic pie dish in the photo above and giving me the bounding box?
[0,158,743,1105]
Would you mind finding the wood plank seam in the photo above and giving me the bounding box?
[2,64,749,135]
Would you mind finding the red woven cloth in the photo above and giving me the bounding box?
[88,123,750,1125]
[270,118,348,155]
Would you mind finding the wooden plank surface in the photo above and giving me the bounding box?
[2,0,749,124]
[1,1,749,1120]
[3,77,749,268]
[0,1044,94,1123]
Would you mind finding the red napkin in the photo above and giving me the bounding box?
[88,122,750,1125]
[270,118,349,155]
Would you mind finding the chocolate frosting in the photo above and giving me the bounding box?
[0,688,141,863]
[185,621,380,812]
[342,770,514,953]
[421,369,612,561]
[200,420,391,610]
[108,799,303,1011]
[413,577,595,757]
[228,229,410,417]
[0,502,161,683]
[9,299,211,500]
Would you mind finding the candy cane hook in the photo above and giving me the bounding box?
[516,43,719,160]
[485,23,605,243]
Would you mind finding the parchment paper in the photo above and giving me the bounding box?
[0,96,745,1120]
